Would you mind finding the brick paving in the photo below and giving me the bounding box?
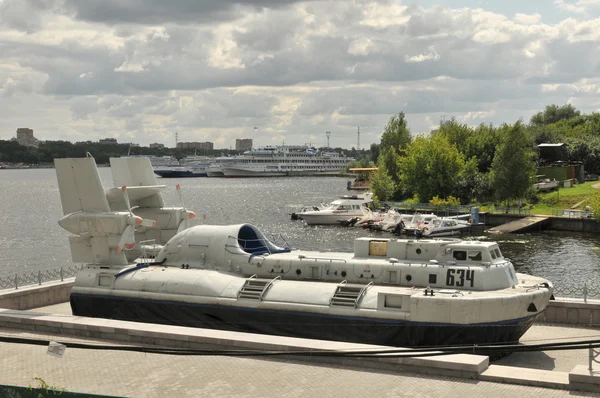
[0,303,594,397]
[0,327,595,398]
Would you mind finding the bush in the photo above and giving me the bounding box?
[429,195,461,208]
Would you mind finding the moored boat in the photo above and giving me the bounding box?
[221,145,353,177]
[292,193,373,225]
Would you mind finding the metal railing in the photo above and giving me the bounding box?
[487,206,531,216]
[0,265,84,290]
[553,282,600,302]
[552,209,593,218]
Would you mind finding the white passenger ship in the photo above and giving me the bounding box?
[218,145,353,177]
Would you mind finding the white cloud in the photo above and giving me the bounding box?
[554,0,600,13]
[405,46,440,63]
[514,13,542,24]
[1,0,600,147]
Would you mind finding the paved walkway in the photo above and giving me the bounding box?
[0,327,595,398]
[0,303,594,397]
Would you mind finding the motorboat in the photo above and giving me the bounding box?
[54,156,554,348]
[401,213,439,234]
[416,218,470,237]
[291,193,373,225]
[533,175,559,192]
[367,210,404,232]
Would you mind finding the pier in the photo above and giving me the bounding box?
[487,215,551,234]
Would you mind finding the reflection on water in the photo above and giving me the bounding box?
[1,168,600,289]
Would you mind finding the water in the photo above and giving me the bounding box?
[1,168,600,290]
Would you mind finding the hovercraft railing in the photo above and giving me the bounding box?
[237,274,281,301]
[0,265,84,290]
[330,281,374,308]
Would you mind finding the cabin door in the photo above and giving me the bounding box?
[385,270,399,284]
[308,265,321,280]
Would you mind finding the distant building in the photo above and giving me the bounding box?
[99,138,118,144]
[149,143,165,149]
[236,138,253,152]
[12,128,39,148]
[176,141,214,151]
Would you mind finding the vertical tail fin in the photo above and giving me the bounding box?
[109,157,165,208]
[54,156,110,215]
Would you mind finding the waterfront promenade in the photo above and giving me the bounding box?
[0,302,599,397]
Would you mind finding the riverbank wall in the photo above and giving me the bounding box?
[0,279,74,310]
[481,212,600,233]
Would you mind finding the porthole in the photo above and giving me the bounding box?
[416,248,422,254]
[406,274,412,282]
[341,271,347,277]
[296,269,301,276]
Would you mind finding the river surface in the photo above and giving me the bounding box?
[1,168,599,291]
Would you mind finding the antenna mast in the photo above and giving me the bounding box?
[357,127,360,150]
[326,131,331,148]
[175,132,178,148]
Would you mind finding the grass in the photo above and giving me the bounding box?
[529,181,599,215]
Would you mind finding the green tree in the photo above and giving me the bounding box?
[370,158,396,201]
[530,104,580,126]
[370,143,380,164]
[378,112,412,198]
[435,118,472,149]
[490,121,536,204]
[399,134,465,202]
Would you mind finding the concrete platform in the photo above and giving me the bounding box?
[0,303,598,396]
[487,216,550,234]
[1,327,590,398]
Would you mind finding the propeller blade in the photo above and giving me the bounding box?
[116,225,136,253]
[140,218,156,227]
[176,184,185,208]
[121,185,132,214]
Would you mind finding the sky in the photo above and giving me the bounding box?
[0,0,600,149]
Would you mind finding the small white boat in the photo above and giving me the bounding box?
[401,213,439,234]
[418,218,470,237]
[292,193,373,225]
[366,210,404,232]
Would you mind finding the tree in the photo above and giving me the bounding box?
[370,143,380,164]
[399,134,465,202]
[530,104,580,126]
[435,118,472,149]
[381,112,412,150]
[370,158,396,201]
[490,121,536,204]
[378,112,412,198]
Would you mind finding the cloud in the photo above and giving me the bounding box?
[1,1,600,148]
[554,0,600,13]
[405,46,440,63]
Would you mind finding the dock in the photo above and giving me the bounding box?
[487,215,551,234]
